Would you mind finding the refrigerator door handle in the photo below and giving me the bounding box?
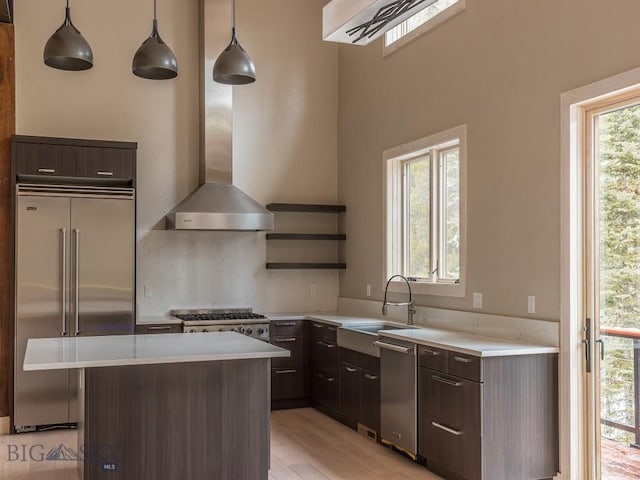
[60,228,67,336]
[74,228,80,336]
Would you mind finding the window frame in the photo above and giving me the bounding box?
[383,125,467,297]
[383,0,466,58]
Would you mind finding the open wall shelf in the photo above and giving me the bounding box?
[265,203,346,270]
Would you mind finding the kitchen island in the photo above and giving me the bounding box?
[23,332,289,480]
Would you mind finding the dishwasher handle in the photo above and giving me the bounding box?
[374,340,415,355]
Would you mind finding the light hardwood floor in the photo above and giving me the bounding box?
[0,408,441,480]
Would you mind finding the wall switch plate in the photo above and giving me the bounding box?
[473,292,482,309]
[144,285,152,298]
[310,283,317,295]
[366,284,371,297]
[528,296,536,314]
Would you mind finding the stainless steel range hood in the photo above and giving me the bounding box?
[166,0,273,231]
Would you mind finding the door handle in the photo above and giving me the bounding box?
[432,422,462,436]
[37,168,55,173]
[364,373,378,381]
[276,337,297,343]
[74,228,80,336]
[275,322,297,327]
[422,348,441,356]
[316,340,336,349]
[583,318,592,373]
[595,338,605,360]
[275,369,297,375]
[453,356,472,363]
[432,375,462,387]
[60,228,67,336]
[345,366,357,373]
[374,340,415,355]
[96,171,114,176]
[317,373,335,382]
[147,326,172,331]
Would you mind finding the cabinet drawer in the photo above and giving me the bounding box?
[135,324,182,334]
[14,143,77,177]
[420,368,482,434]
[270,320,305,337]
[312,370,340,410]
[311,339,340,377]
[310,322,337,342]
[271,367,305,400]
[271,336,304,368]
[420,414,481,480]
[418,345,448,371]
[447,351,482,382]
[76,147,135,180]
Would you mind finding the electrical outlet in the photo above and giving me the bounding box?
[310,283,317,295]
[144,285,152,298]
[473,292,482,309]
[528,296,536,314]
[366,284,371,297]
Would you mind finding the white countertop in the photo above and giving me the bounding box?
[24,332,289,371]
[267,312,558,357]
[379,327,558,357]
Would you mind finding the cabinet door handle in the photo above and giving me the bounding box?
[73,228,80,336]
[313,324,324,329]
[97,171,114,176]
[38,168,56,173]
[432,422,462,436]
[276,337,297,343]
[276,369,297,375]
[423,348,441,356]
[327,326,337,331]
[275,322,297,327]
[453,356,472,363]
[317,340,336,349]
[147,326,172,331]
[317,373,335,382]
[432,375,462,387]
[345,366,357,373]
[60,228,67,336]
[364,373,378,381]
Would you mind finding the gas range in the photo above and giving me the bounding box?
[172,308,270,341]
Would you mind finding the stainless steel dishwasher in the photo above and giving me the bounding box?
[374,337,417,459]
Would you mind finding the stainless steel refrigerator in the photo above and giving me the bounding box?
[14,184,135,431]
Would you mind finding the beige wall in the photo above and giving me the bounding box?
[337,0,640,321]
[15,0,339,315]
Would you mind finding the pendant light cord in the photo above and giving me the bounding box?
[153,0,157,21]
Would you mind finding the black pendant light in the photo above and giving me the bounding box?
[213,0,256,85]
[132,0,178,80]
[43,0,93,71]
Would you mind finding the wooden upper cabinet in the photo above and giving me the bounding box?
[13,142,77,177]
[12,135,137,185]
[76,146,135,180]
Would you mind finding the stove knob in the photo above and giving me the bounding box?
[203,328,208,333]
[230,327,237,332]
[245,327,253,335]
[257,327,265,335]
[237,326,245,334]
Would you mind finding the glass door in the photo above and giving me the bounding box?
[586,97,640,480]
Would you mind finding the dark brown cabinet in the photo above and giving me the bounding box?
[134,324,182,334]
[309,321,341,418]
[270,319,309,408]
[12,136,137,185]
[417,346,559,480]
[339,348,380,439]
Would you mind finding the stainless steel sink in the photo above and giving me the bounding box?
[337,322,414,357]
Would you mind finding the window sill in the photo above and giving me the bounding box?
[386,279,466,298]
